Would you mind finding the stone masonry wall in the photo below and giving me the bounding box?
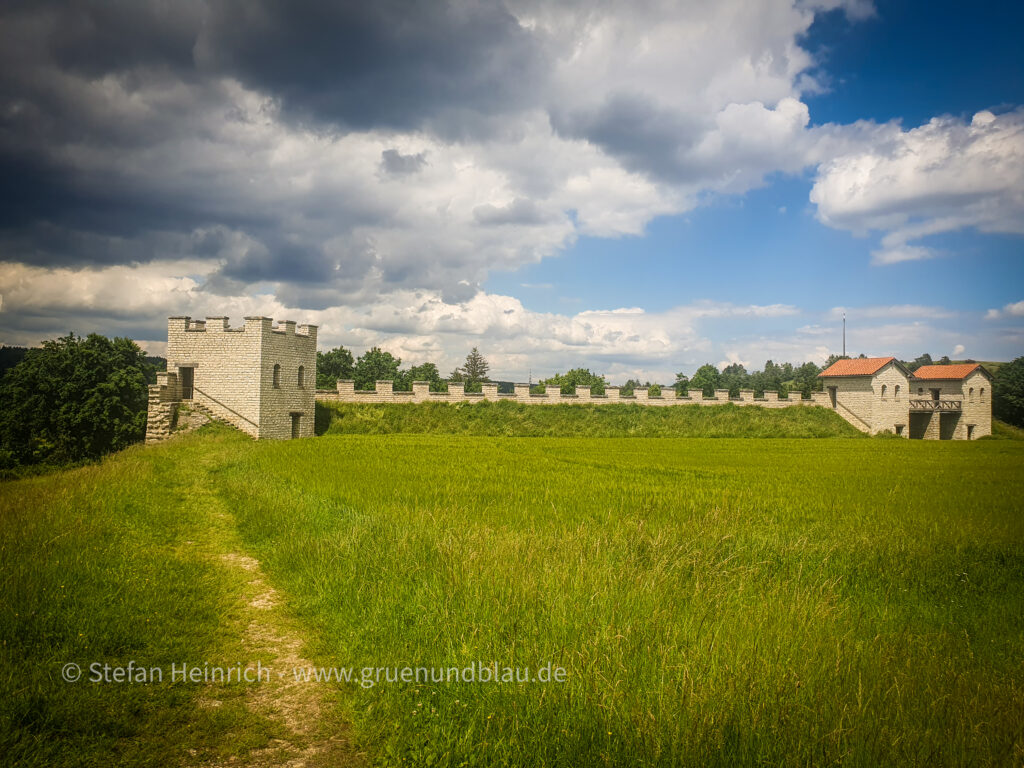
[913,370,992,440]
[822,376,874,434]
[151,319,990,441]
[319,380,831,409]
[258,319,318,440]
[166,316,263,437]
[961,370,993,439]
[159,316,317,440]
[873,364,913,436]
[145,371,181,443]
[821,363,913,436]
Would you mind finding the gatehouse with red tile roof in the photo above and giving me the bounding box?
[818,358,991,439]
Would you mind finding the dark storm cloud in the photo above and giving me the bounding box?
[196,0,548,133]
[43,1,203,77]
[0,0,557,284]
[549,92,708,184]
[218,240,337,285]
[380,149,428,175]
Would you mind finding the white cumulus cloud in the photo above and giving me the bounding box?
[810,109,1024,265]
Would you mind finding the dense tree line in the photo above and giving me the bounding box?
[0,345,28,378]
[677,359,834,399]
[316,346,488,393]
[0,334,153,469]
[993,357,1024,428]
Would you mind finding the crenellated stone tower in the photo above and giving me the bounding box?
[146,316,317,442]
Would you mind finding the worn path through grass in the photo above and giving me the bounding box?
[0,425,363,768]
[175,443,364,768]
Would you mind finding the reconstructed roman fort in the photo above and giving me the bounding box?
[147,316,317,442]
[146,316,992,443]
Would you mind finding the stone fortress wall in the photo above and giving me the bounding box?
[317,362,991,440]
[144,315,989,442]
[317,380,832,408]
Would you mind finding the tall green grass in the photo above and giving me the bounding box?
[316,400,867,438]
[3,428,1022,766]
[220,435,1024,767]
[0,425,277,767]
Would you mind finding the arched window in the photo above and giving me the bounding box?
[273,363,281,388]
[894,385,901,400]
[918,387,924,394]
[881,384,887,398]
[980,387,985,402]
[297,365,305,389]
[969,387,974,402]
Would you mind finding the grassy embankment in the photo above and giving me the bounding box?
[991,419,1024,440]
[3,419,1023,766]
[315,399,867,437]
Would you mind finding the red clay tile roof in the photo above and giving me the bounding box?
[912,364,983,380]
[818,357,896,377]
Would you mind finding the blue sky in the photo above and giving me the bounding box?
[0,0,1021,382]
[487,2,1024,351]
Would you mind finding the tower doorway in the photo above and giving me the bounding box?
[179,367,194,400]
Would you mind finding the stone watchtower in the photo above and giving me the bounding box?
[146,316,317,442]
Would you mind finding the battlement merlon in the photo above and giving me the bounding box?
[244,316,273,334]
[166,316,317,340]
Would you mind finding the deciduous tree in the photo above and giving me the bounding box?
[0,333,151,467]
[993,357,1024,428]
[316,346,354,389]
[353,347,401,390]
[540,368,607,395]
[689,364,721,397]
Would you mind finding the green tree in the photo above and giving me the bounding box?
[906,353,933,373]
[407,362,446,392]
[0,346,29,379]
[673,372,689,396]
[791,361,823,397]
[0,333,151,468]
[316,346,354,389]
[540,368,607,395]
[993,357,1024,428]
[823,354,849,370]
[620,378,642,397]
[690,364,720,397]
[720,363,749,398]
[353,347,401,390]
[453,347,490,393]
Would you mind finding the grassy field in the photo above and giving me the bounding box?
[0,429,287,766]
[2,422,1023,766]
